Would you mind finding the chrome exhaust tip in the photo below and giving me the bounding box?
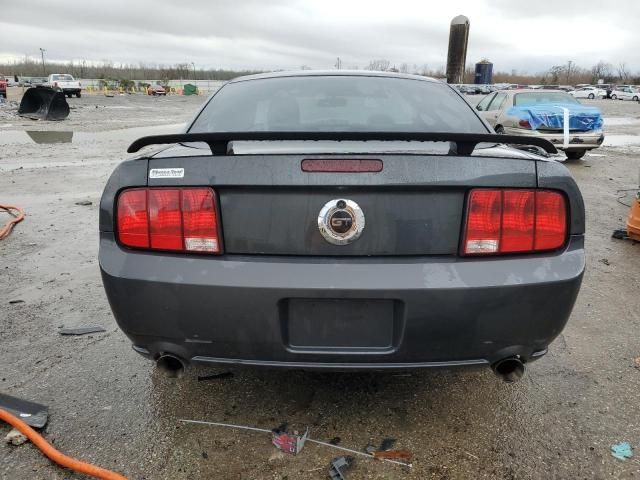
[492,357,525,383]
[156,354,186,378]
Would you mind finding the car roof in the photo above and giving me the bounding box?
[507,89,567,94]
[228,70,440,84]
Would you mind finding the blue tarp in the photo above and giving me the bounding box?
[506,104,603,131]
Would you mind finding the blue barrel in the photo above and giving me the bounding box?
[474,61,493,85]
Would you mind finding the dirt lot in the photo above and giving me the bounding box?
[1,93,640,479]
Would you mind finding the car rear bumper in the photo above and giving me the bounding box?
[503,127,604,151]
[99,232,585,370]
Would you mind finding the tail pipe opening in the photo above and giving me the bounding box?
[156,354,186,378]
[492,357,525,383]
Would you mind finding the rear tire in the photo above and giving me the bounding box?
[565,150,587,161]
[588,93,595,99]
[495,125,505,134]
[66,93,72,98]
[633,96,639,102]
[76,92,81,98]
[611,94,617,100]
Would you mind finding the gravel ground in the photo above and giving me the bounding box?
[1,93,640,479]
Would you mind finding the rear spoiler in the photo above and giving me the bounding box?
[127,132,557,156]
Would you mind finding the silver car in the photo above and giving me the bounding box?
[475,89,604,160]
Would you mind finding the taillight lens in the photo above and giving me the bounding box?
[117,187,221,254]
[463,189,567,256]
[117,189,149,248]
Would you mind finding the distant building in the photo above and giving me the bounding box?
[446,15,470,84]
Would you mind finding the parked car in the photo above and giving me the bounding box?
[0,75,7,98]
[569,86,606,99]
[147,85,167,96]
[100,71,585,383]
[476,89,604,160]
[44,74,82,98]
[611,86,639,101]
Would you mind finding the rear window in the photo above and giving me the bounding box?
[514,92,579,106]
[189,75,487,134]
[51,75,74,81]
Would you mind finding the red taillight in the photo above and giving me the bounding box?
[518,119,532,129]
[149,189,182,250]
[463,189,567,256]
[117,189,149,248]
[181,189,220,252]
[117,187,221,254]
[534,190,567,251]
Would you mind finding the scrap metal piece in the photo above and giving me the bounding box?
[0,393,48,428]
[18,87,70,121]
[329,456,354,480]
[58,326,106,335]
[271,425,309,455]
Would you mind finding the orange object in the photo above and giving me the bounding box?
[0,204,24,240]
[627,194,640,241]
[0,408,128,480]
[373,449,413,461]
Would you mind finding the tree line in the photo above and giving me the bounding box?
[2,57,638,85]
[0,57,262,81]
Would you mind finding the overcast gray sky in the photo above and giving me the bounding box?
[1,0,639,74]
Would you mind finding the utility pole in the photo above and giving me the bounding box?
[39,48,46,75]
[335,57,342,70]
[566,60,573,84]
[191,62,196,81]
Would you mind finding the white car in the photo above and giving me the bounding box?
[569,87,605,99]
[611,87,639,101]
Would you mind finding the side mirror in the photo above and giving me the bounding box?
[476,105,483,111]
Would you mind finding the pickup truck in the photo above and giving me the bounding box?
[0,75,7,98]
[45,74,82,98]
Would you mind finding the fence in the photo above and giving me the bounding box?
[77,79,226,95]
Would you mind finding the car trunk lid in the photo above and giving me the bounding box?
[146,150,537,256]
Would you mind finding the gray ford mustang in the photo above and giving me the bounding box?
[99,71,585,382]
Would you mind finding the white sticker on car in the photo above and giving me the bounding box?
[149,168,184,179]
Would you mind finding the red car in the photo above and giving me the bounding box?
[0,75,8,98]
[147,85,167,96]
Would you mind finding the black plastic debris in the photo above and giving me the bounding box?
[329,437,341,445]
[197,372,234,382]
[0,393,48,428]
[8,300,24,304]
[379,438,396,451]
[59,326,106,335]
[612,229,630,240]
[329,456,354,480]
[74,200,92,206]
